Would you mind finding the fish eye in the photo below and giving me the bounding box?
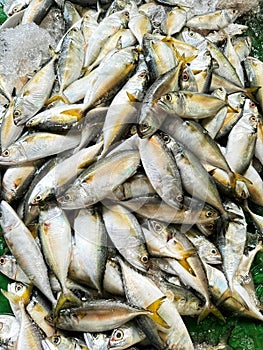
[2,149,10,157]
[189,31,195,37]
[206,210,214,217]
[162,133,170,143]
[139,71,147,78]
[164,93,172,102]
[153,221,163,232]
[140,255,149,264]
[63,194,71,202]
[34,194,42,203]
[211,249,217,254]
[249,101,256,108]
[176,194,184,203]
[0,257,6,265]
[15,283,24,293]
[182,71,189,82]
[123,11,129,19]
[113,329,124,340]
[52,335,61,345]
[207,223,214,230]
[139,122,150,133]
[13,109,21,117]
[72,27,78,32]
[249,115,257,122]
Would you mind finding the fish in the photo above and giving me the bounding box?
[138,134,184,210]
[157,90,227,119]
[13,53,57,125]
[46,298,167,332]
[38,201,81,314]
[58,149,140,209]
[186,9,238,30]
[0,1,262,349]
[0,131,81,165]
[72,206,108,292]
[0,200,56,305]
[102,203,150,272]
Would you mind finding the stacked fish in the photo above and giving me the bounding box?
[0,0,263,349]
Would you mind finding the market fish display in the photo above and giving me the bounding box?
[0,1,262,350]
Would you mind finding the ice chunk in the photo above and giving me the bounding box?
[0,22,54,93]
[39,6,65,46]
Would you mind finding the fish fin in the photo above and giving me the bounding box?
[228,171,253,189]
[178,257,196,276]
[78,157,98,169]
[61,108,84,120]
[54,289,82,318]
[245,86,261,102]
[126,91,139,102]
[46,93,71,105]
[146,296,170,329]
[215,289,249,310]
[198,303,225,323]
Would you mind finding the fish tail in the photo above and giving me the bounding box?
[54,289,82,318]
[146,296,169,329]
[229,171,253,191]
[197,302,225,323]
[245,86,261,102]
[215,289,249,310]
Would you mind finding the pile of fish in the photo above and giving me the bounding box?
[0,0,263,349]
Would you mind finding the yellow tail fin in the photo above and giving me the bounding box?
[146,296,169,329]
[198,303,225,323]
[53,290,82,318]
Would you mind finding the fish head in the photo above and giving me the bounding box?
[42,334,72,349]
[0,200,20,231]
[57,185,87,210]
[84,332,109,350]
[29,184,52,206]
[108,326,131,348]
[0,144,26,165]
[13,96,36,126]
[0,255,15,278]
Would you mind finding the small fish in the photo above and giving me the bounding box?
[58,150,140,209]
[186,9,238,30]
[158,90,227,119]
[46,298,167,332]
[13,53,57,125]
[0,200,56,305]
[102,203,150,272]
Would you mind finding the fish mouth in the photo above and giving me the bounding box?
[137,123,154,138]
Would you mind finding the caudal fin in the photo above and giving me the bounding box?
[146,296,170,329]
[53,289,82,318]
[198,302,225,323]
